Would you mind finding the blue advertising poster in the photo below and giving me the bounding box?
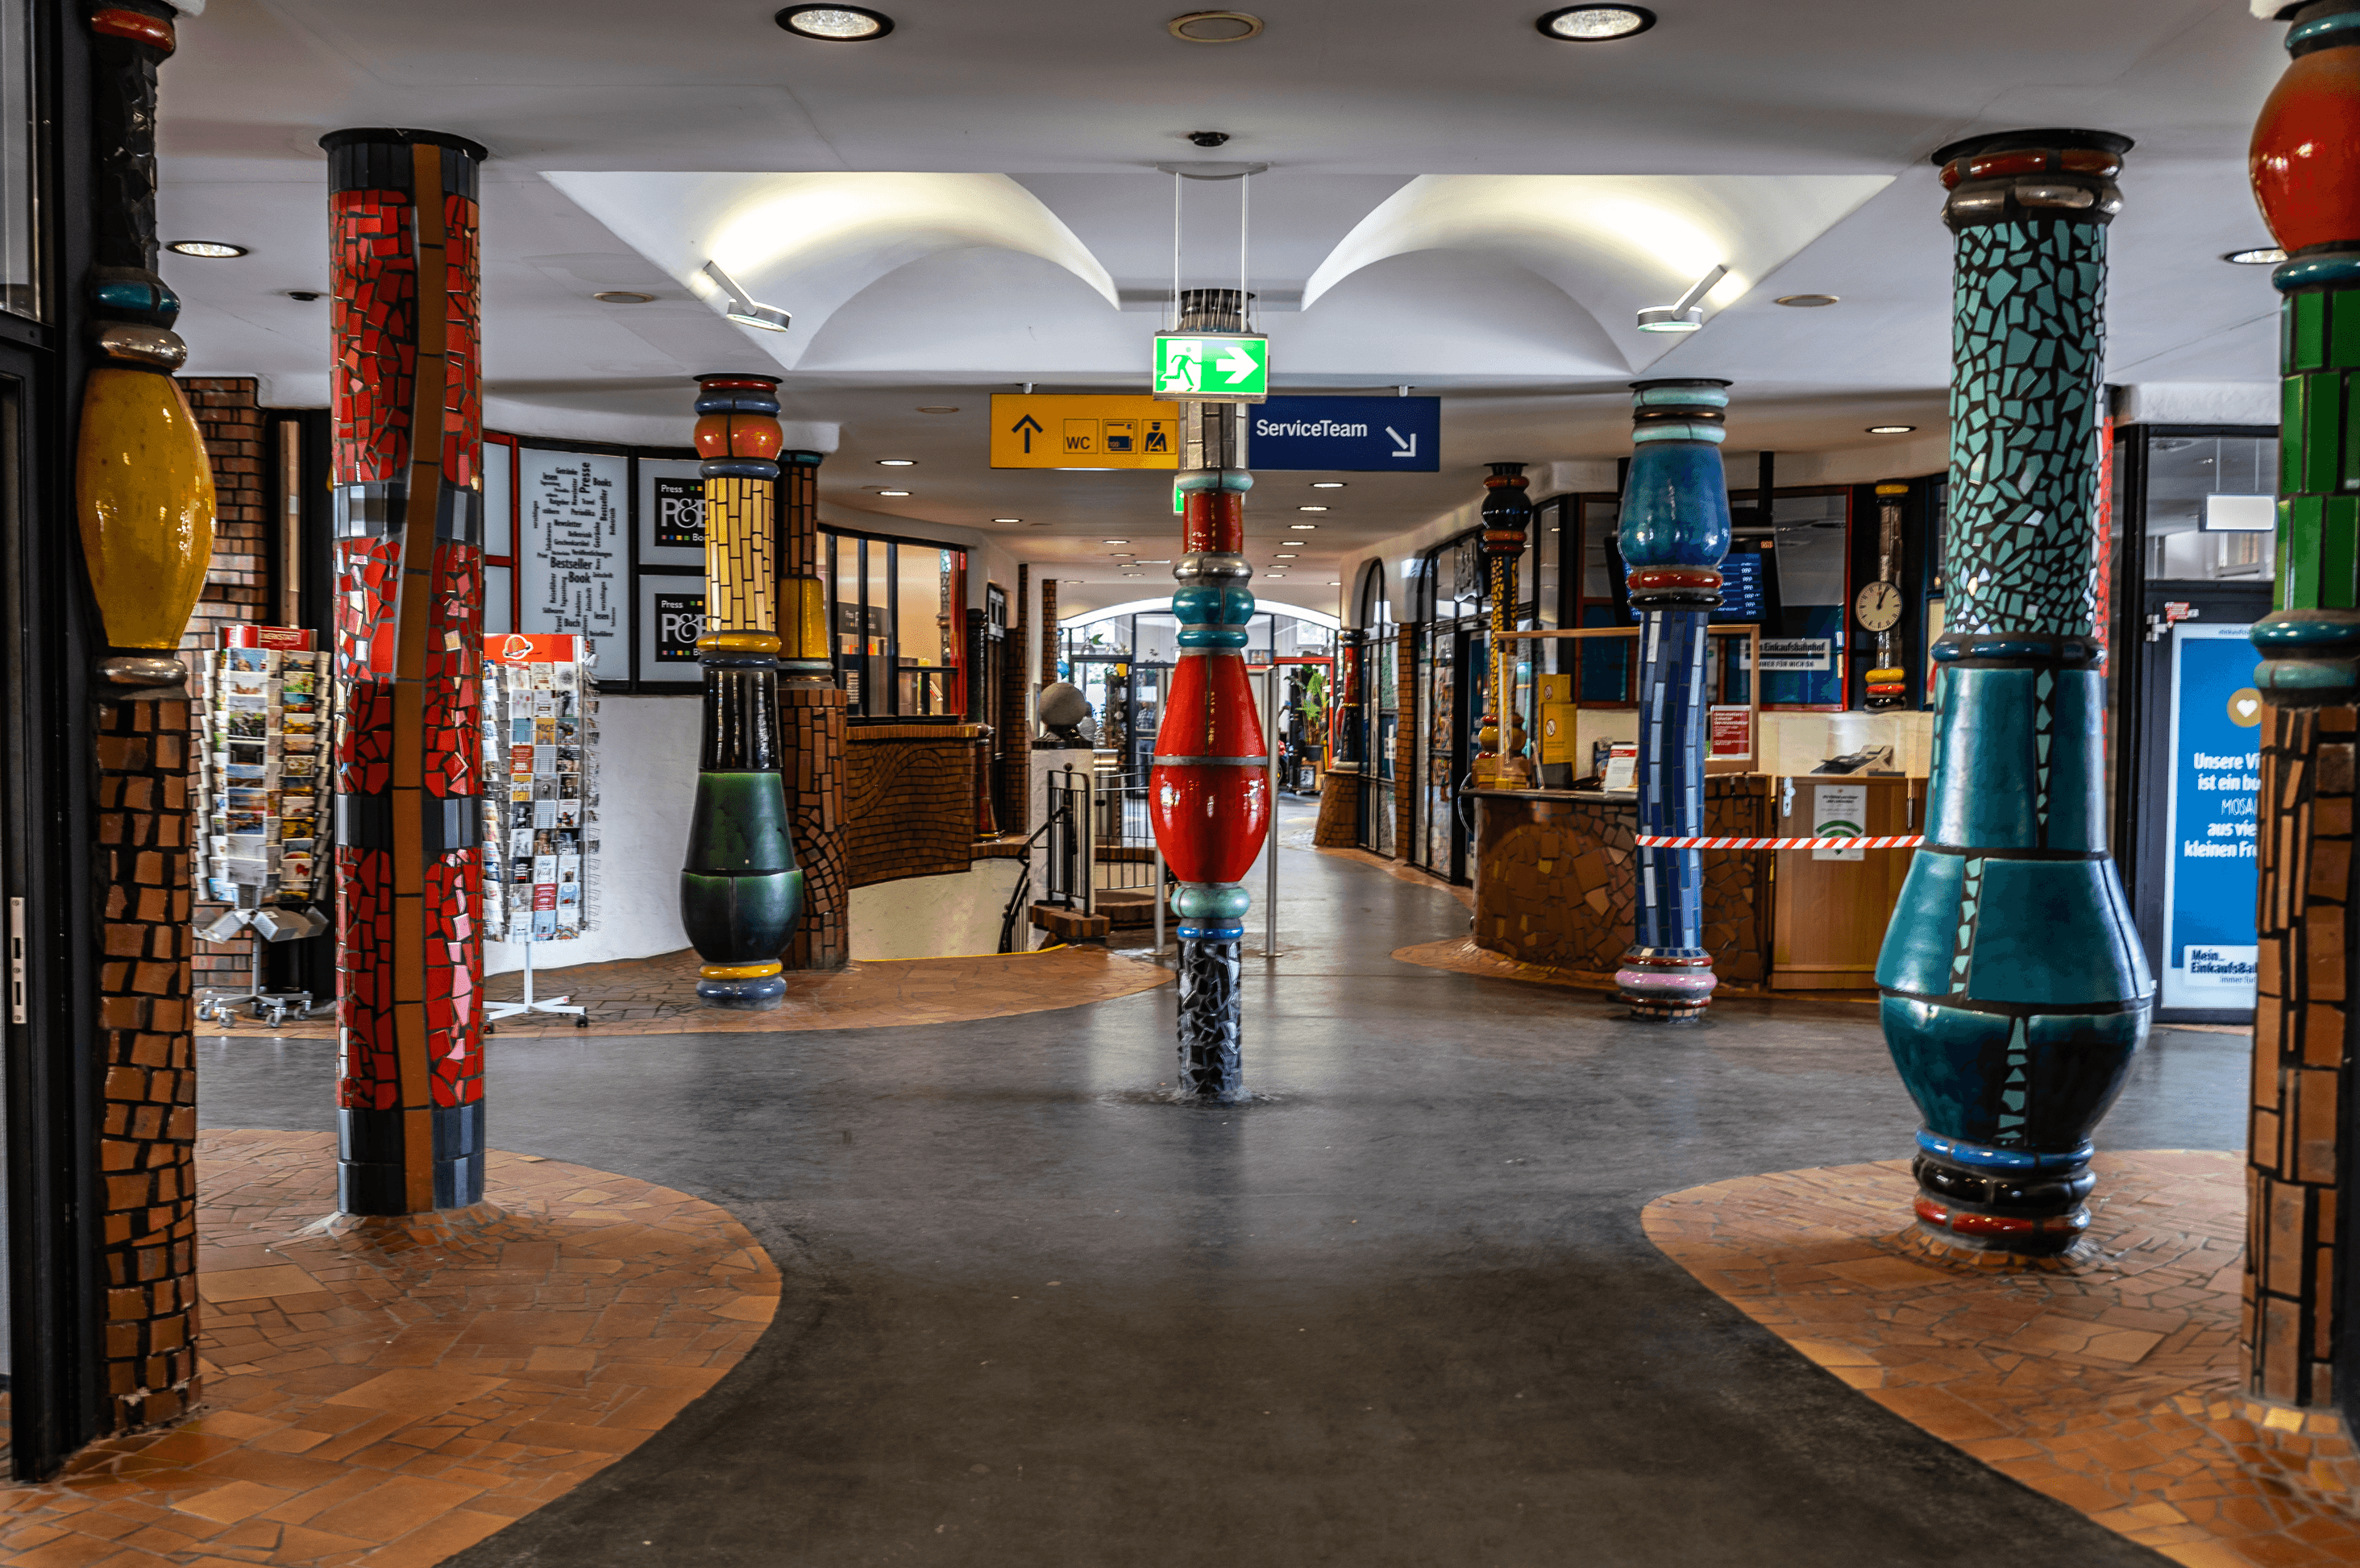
[2161,623,2262,1010]
[1248,396,1441,471]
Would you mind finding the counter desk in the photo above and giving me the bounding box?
[1465,772,1926,993]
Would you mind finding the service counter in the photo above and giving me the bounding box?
[1467,772,1927,992]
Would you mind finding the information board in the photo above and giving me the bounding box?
[2161,622,2262,1010]
[990,394,1176,470]
[1248,396,1440,472]
[637,457,704,570]
[1713,547,1772,625]
[518,447,626,681]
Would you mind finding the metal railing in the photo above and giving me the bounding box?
[995,765,1175,953]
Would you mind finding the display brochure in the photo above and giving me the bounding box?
[480,633,600,943]
[196,627,328,906]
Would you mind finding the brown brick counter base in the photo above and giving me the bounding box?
[846,724,981,887]
[0,1130,778,1566]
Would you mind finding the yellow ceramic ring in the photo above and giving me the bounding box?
[700,960,784,981]
[696,632,783,655]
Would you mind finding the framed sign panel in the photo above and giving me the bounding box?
[636,573,704,689]
[637,455,704,570]
[517,444,629,682]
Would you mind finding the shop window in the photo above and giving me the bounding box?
[0,0,33,321]
[2145,434,2277,583]
[823,528,968,720]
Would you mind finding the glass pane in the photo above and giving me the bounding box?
[481,441,512,557]
[0,1,34,320]
[484,566,513,634]
[2146,434,2278,583]
[1535,504,1560,628]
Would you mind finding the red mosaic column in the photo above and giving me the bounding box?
[322,128,488,1214]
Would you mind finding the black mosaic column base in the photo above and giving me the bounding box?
[1176,936,1244,1101]
[336,1101,487,1214]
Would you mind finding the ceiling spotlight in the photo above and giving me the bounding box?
[1188,131,1232,148]
[1123,572,1144,578]
[1169,10,1263,42]
[775,5,893,39]
[1103,538,1129,544]
[594,290,654,304]
[2225,247,2287,265]
[877,489,910,497]
[1774,293,1839,308]
[1328,580,1341,585]
[1062,579,1082,583]
[1867,425,1917,435]
[166,240,247,259]
[1536,5,1655,41]
[1297,505,1328,512]
[917,405,960,413]
[700,260,791,332]
[285,290,323,302]
[877,458,916,467]
[1287,523,1318,530]
[1637,263,1727,334]
[1274,553,1297,558]
[1311,481,1346,488]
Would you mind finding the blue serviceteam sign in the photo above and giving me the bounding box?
[2161,622,2262,1011]
[1247,396,1440,472]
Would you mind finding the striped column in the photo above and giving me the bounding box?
[323,128,488,1214]
[1614,380,1733,1022]
[679,372,803,1007]
[1150,288,1271,1101]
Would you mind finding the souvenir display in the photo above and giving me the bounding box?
[196,629,330,906]
[480,633,600,945]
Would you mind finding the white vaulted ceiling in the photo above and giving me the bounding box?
[153,0,2295,606]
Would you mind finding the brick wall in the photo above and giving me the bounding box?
[999,566,1030,834]
[177,378,271,999]
[93,695,201,1432]
[846,726,980,887]
[783,684,850,971]
[2246,703,2353,1407]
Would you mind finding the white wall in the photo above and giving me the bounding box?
[848,860,1025,960]
[485,691,698,976]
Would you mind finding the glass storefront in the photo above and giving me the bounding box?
[823,529,968,720]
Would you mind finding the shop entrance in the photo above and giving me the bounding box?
[1413,620,1483,884]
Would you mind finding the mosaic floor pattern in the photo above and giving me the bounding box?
[1644,1151,2360,1568]
[0,1129,776,1567]
[200,944,1174,1041]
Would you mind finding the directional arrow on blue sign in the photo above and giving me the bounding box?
[1249,396,1441,472]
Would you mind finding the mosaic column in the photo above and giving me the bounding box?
[323,128,488,1215]
[79,0,214,1431]
[1876,130,2152,1257]
[776,450,848,970]
[1473,463,1531,784]
[2242,0,2360,1407]
[999,563,1031,833]
[680,373,804,1006]
[1614,381,1732,1022]
[1150,288,1271,1100]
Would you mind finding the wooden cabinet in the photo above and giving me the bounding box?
[1765,774,1927,990]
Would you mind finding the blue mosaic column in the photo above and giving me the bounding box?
[1876,130,2153,1258]
[1614,380,1732,1022]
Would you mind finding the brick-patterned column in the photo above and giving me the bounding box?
[774,450,848,971]
[1395,630,1415,859]
[2243,0,2360,1407]
[94,695,200,1429]
[999,564,1030,833]
[1040,576,1058,687]
[2247,707,2352,1404]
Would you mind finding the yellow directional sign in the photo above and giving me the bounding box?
[990,395,1178,470]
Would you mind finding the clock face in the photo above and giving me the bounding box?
[1854,579,1903,633]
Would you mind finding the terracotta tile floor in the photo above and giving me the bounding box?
[0,1129,778,1567]
[201,944,1173,1041]
[1644,1151,2360,1567]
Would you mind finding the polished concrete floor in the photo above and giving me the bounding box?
[199,808,2245,1566]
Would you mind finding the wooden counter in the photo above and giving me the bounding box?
[1763,773,1926,990]
[1468,778,1769,981]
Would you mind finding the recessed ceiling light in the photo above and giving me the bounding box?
[877,489,910,497]
[916,405,959,413]
[2224,247,2287,265]
[1123,572,1144,578]
[1867,425,1916,435]
[1062,579,1082,583]
[285,290,323,302]
[1311,481,1345,489]
[1168,10,1263,43]
[1297,505,1328,512]
[1775,293,1839,308]
[1274,553,1297,558]
[1287,523,1317,530]
[877,458,916,467]
[776,5,893,40]
[593,290,654,304]
[166,240,246,259]
[1103,539,1129,544]
[994,517,1022,523]
[1536,4,1654,41]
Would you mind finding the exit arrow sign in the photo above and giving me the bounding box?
[1152,332,1269,404]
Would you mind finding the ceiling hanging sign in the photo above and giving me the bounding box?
[1152,331,1269,402]
[1249,395,1440,471]
[989,394,1178,469]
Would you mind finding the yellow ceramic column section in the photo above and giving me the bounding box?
[700,475,781,656]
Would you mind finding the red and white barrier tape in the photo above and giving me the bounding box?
[1633,834,1925,850]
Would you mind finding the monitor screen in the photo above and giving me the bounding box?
[1712,544,1775,625]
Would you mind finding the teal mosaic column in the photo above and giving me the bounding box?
[1874,129,2154,1258]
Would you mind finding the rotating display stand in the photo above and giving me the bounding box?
[479,633,600,1031]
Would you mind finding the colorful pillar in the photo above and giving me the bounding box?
[2242,1,2360,1407]
[1876,130,2151,1257]
[323,128,488,1214]
[80,0,215,1431]
[1614,380,1732,1022]
[775,450,848,971]
[679,372,804,1006]
[1150,288,1272,1100]
[1473,463,1532,786]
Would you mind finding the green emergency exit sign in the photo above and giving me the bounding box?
[1152,332,1269,402]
